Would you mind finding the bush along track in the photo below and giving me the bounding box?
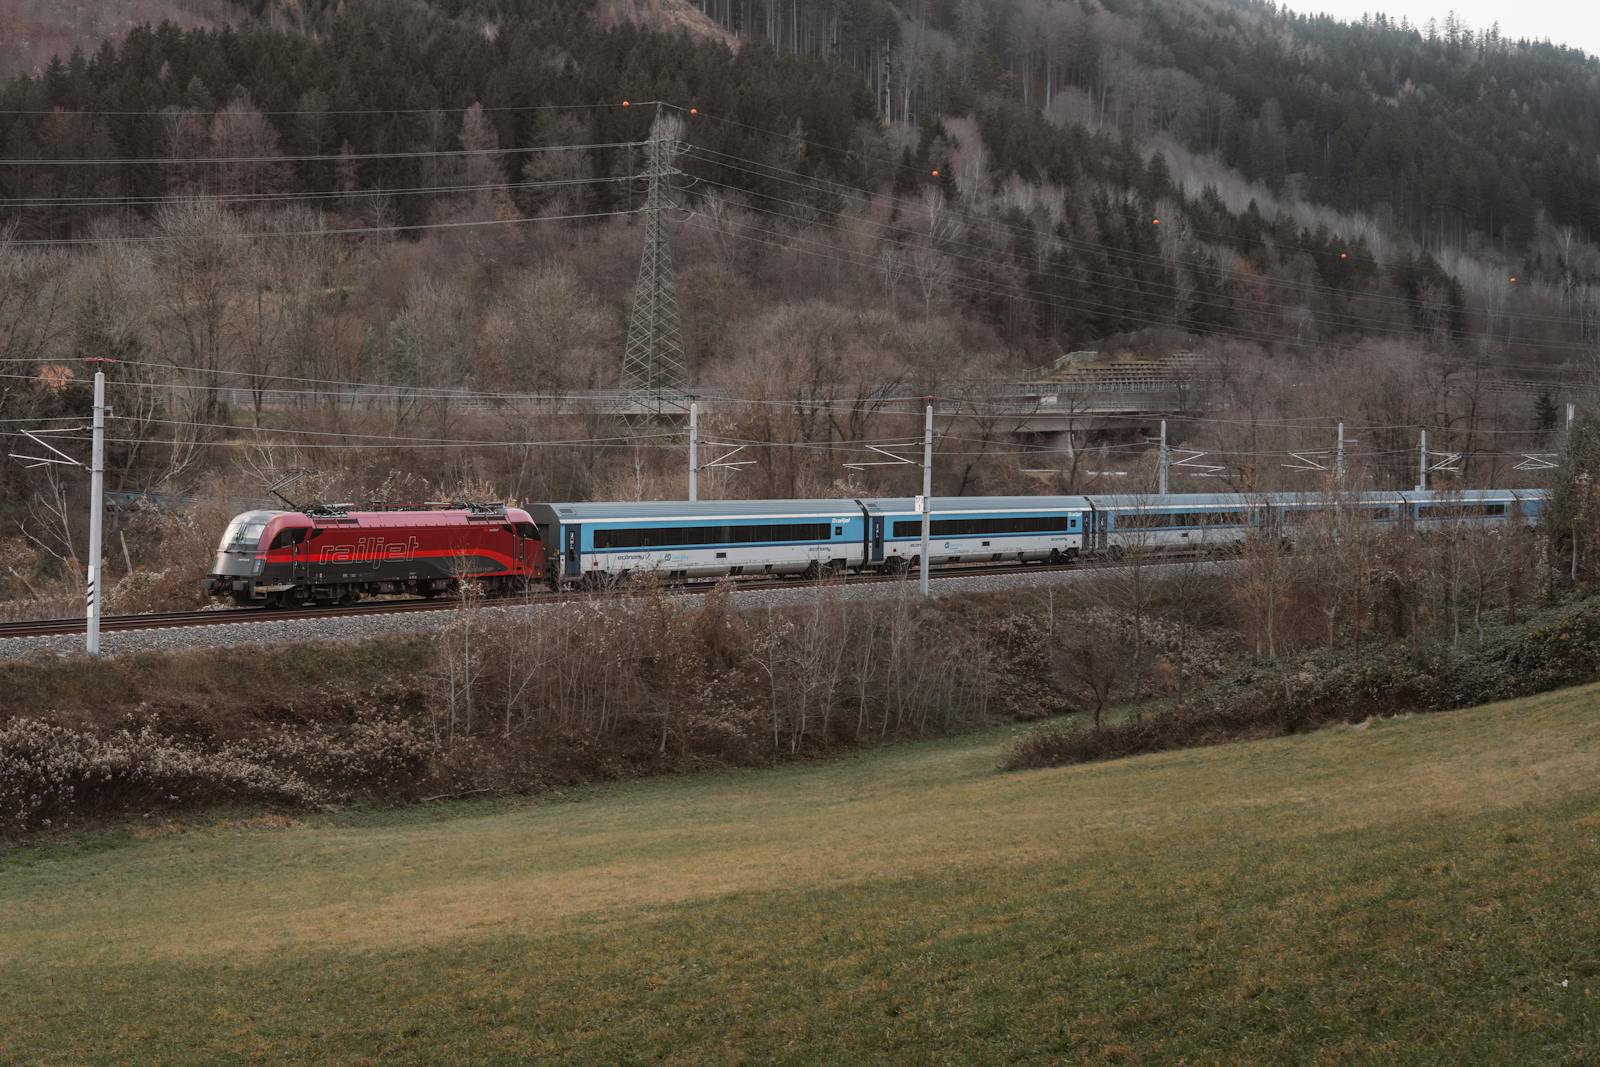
[1002,593,1600,771]
[8,579,1600,841]
[0,588,1066,840]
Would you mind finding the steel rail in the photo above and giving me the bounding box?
[0,556,1182,641]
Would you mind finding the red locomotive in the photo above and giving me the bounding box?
[202,503,543,607]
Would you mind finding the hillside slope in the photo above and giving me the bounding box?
[1,0,1598,524]
[4,0,1597,363]
[4,685,1597,1062]
[0,0,232,77]
[593,0,737,46]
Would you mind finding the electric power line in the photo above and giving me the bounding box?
[0,356,1576,437]
[0,138,643,167]
[684,205,1600,360]
[3,206,643,247]
[0,172,640,209]
[0,101,663,118]
[681,143,1600,335]
[670,106,1553,278]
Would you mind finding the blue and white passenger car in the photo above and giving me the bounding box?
[1084,492,1263,554]
[859,496,1091,569]
[1397,488,1545,529]
[526,488,1552,587]
[527,500,866,586]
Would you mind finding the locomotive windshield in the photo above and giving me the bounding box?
[218,512,278,553]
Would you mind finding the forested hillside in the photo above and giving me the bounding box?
[5,0,1599,355]
[0,0,232,79]
[684,1,1600,243]
[3,0,1600,612]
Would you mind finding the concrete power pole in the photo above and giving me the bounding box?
[1158,419,1169,494]
[621,106,687,416]
[1417,429,1428,492]
[688,401,698,501]
[5,365,107,655]
[87,370,106,656]
[920,402,933,599]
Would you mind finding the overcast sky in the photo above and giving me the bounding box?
[1282,2,1600,57]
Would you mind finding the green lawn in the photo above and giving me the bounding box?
[3,689,1599,1065]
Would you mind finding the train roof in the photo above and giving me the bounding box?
[1085,492,1312,509]
[861,496,1093,515]
[527,500,862,523]
[1083,489,1549,509]
[1396,488,1544,501]
[226,510,286,526]
[284,505,531,528]
[526,490,1549,526]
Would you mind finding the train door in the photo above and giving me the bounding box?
[517,523,539,577]
[270,526,311,585]
[1088,506,1106,553]
[564,523,582,579]
[307,528,326,583]
[870,517,885,564]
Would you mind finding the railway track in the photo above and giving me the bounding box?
[0,558,1155,642]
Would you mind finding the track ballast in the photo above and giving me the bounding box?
[0,558,1154,641]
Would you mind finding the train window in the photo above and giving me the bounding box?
[222,520,268,550]
[269,529,308,549]
[1417,503,1507,519]
[890,516,1071,538]
[1115,511,1249,530]
[593,523,831,550]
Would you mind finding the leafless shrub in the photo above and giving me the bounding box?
[1049,619,1129,727]
[427,582,1050,768]
[110,487,242,613]
[0,718,322,835]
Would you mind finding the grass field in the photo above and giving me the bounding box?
[3,688,1599,1065]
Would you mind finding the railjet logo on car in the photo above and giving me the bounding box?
[316,536,422,564]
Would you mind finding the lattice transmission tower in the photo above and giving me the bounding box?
[621,107,688,415]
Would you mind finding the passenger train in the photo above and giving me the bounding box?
[204,489,1548,605]
[528,489,1546,587]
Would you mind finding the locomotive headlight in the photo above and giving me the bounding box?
[253,558,265,576]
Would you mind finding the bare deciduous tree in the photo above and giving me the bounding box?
[1050,619,1127,727]
[152,198,243,423]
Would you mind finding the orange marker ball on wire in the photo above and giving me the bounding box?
[622,100,631,108]
[931,169,940,177]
